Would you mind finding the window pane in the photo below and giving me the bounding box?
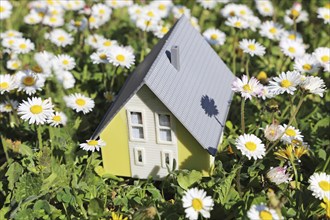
[138,150,143,162]
[159,114,170,127]
[131,112,142,124]
[160,129,172,141]
[132,126,144,139]
[165,153,170,165]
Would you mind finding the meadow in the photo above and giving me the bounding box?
[0,0,329,219]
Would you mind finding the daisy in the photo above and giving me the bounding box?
[267,166,291,185]
[247,204,281,220]
[259,21,283,41]
[220,3,238,17]
[267,71,302,95]
[0,100,19,113]
[182,188,214,220]
[300,76,326,97]
[239,39,266,57]
[279,39,305,59]
[91,3,112,23]
[280,124,304,144]
[85,34,105,49]
[203,28,226,46]
[264,123,283,142]
[0,0,13,20]
[47,111,67,127]
[149,1,173,18]
[54,70,76,89]
[68,18,88,32]
[153,23,170,38]
[79,139,106,152]
[43,15,64,27]
[128,4,144,21]
[47,29,74,47]
[24,12,43,25]
[6,59,21,70]
[255,0,274,17]
[309,172,330,200]
[13,38,35,54]
[140,6,161,22]
[54,54,76,71]
[16,70,46,95]
[1,37,17,49]
[284,3,308,25]
[190,17,201,32]
[96,38,118,50]
[90,50,109,64]
[244,15,261,32]
[64,93,95,114]
[294,54,320,73]
[0,74,17,94]
[317,7,330,24]
[34,51,55,77]
[232,75,263,100]
[313,47,330,72]
[172,5,191,19]
[235,134,265,160]
[17,97,54,125]
[61,0,85,11]
[105,0,133,9]
[136,17,159,32]
[281,30,303,43]
[108,45,135,69]
[196,0,218,9]
[88,15,103,29]
[235,4,253,18]
[225,16,249,29]
[0,30,22,39]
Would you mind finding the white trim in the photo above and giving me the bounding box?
[161,150,173,169]
[134,147,145,166]
[154,112,176,145]
[126,109,147,142]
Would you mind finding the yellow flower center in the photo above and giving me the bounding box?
[12,62,20,69]
[89,16,96,23]
[324,14,330,20]
[19,44,27,49]
[234,21,242,27]
[161,27,169,34]
[280,79,292,88]
[0,82,9,89]
[158,4,166,10]
[23,76,36,86]
[30,105,43,114]
[8,32,15,37]
[103,41,112,46]
[248,44,256,51]
[0,6,4,12]
[179,8,184,14]
[49,17,57,23]
[62,59,69,65]
[321,55,329,62]
[210,34,218,40]
[8,39,14,45]
[116,54,125,62]
[58,36,65,42]
[257,71,268,80]
[87,140,98,146]
[259,210,273,220]
[192,198,203,211]
[99,53,107,59]
[32,65,43,73]
[29,17,36,23]
[319,181,330,191]
[243,84,252,92]
[147,11,154,17]
[229,11,235,16]
[245,141,257,151]
[99,9,105,15]
[288,34,296,40]
[5,104,12,110]
[240,10,246,15]
[264,7,270,12]
[285,128,296,137]
[75,98,86,106]
[269,27,277,34]
[74,21,82,26]
[53,115,61,122]
[288,47,296,53]
[302,64,312,71]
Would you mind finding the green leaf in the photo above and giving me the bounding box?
[87,198,103,216]
[41,173,57,192]
[33,200,51,214]
[19,144,34,157]
[177,170,202,190]
[286,208,297,217]
[318,149,327,161]
[5,162,23,190]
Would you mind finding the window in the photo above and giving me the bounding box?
[161,150,173,168]
[127,110,146,141]
[155,113,173,144]
[134,147,145,166]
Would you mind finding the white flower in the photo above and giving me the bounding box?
[47,111,67,127]
[190,17,201,32]
[280,124,303,144]
[136,17,159,32]
[68,18,88,32]
[0,100,18,113]
[264,123,283,142]
[313,47,330,72]
[0,74,17,94]
[43,15,64,27]
[47,29,74,47]
[294,54,320,73]
[140,6,161,22]
[300,76,326,97]
[54,70,76,89]
[88,15,103,29]
[182,188,214,220]
[107,45,135,69]
[267,71,302,95]
[90,50,110,64]
[79,139,106,152]
[61,0,85,11]
[24,12,43,25]
[281,30,303,43]
[17,97,54,125]
[105,0,133,9]
[255,0,274,17]
[247,204,281,220]
[153,24,170,39]
[203,28,226,46]
[235,134,265,160]
[197,0,218,9]
[225,16,249,29]
[149,1,173,18]
[64,93,95,114]
[232,75,263,100]
[13,38,35,54]
[309,172,330,200]
[16,70,46,96]
[85,34,105,49]
[244,15,261,32]
[128,4,144,21]
[0,30,22,39]
[284,3,308,25]
[96,38,118,50]
[54,54,76,71]
[267,166,291,185]
[317,7,330,24]
[7,58,22,70]
[172,5,191,19]
[279,39,305,59]
[1,37,18,49]
[0,0,13,20]
[91,3,112,24]
[259,21,283,41]
[34,51,55,77]
[221,3,253,18]
[239,39,266,57]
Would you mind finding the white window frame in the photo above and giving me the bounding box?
[154,112,175,145]
[161,150,173,169]
[127,109,147,142]
[134,147,145,166]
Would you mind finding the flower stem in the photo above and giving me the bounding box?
[290,159,299,189]
[37,125,43,151]
[48,126,55,152]
[241,99,246,133]
[322,156,330,172]
[245,56,250,78]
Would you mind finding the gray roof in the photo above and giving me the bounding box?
[91,16,235,156]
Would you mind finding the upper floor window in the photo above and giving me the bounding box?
[156,113,174,144]
[127,110,146,141]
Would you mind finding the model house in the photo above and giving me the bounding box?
[91,16,235,179]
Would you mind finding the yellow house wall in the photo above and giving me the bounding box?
[100,108,131,177]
